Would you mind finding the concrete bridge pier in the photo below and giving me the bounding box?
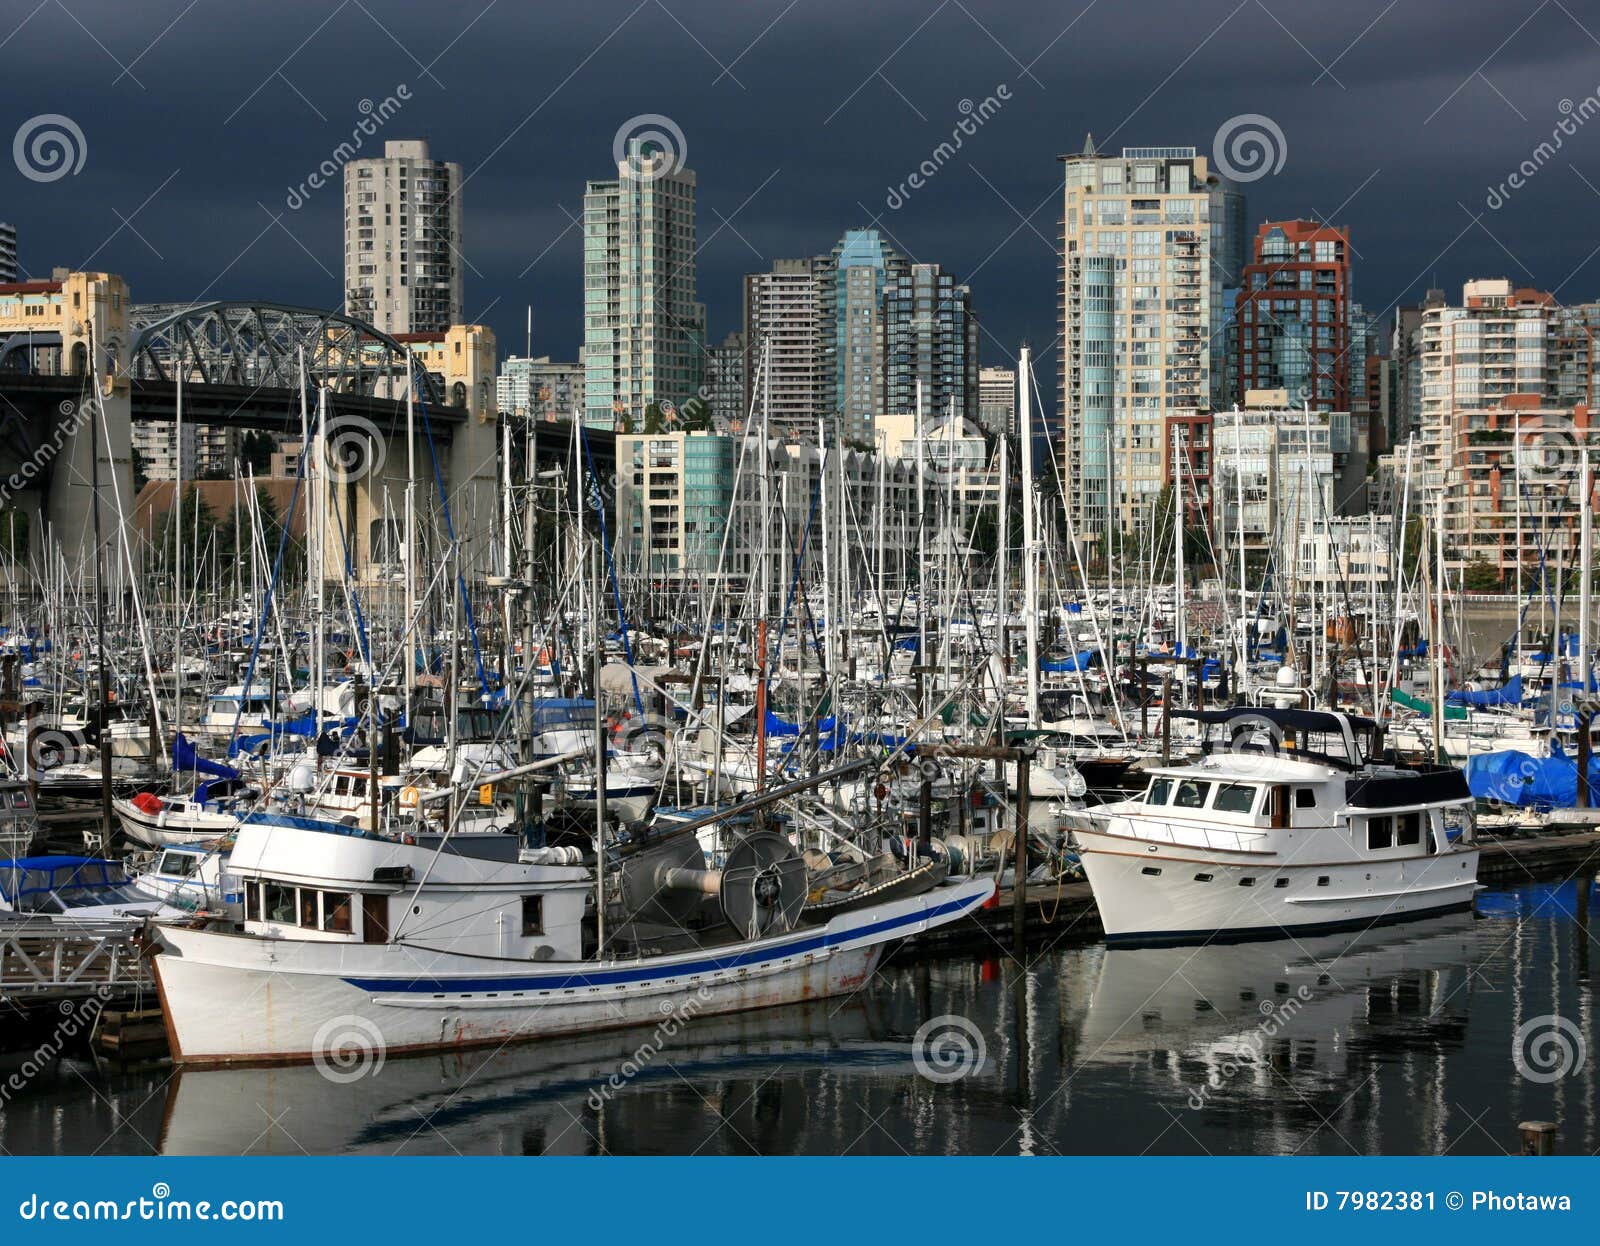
[49,272,133,579]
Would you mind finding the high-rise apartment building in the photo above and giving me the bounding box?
[1058,140,1221,550]
[743,259,825,441]
[882,262,978,428]
[343,140,463,335]
[979,366,1016,435]
[1235,220,1351,413]
[497,356,584,421]
[582,136,705,429]
[821,229,907,446]
[1419,278,1553,497]
[705,331,747,429]
[0,224,15,284]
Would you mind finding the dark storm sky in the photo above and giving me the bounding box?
[6,0,1600,410]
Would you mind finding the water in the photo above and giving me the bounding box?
[4,878,1595,1156]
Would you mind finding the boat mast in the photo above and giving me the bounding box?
[1020,348,1039,730]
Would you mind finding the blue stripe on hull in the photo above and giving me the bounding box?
[1104,898,1477,949]
[340,892,976,994]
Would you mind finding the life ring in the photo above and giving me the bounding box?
[399,785,420,808]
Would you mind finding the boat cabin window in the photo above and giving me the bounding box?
[1366,816,1394,850]
[1173,780,1212,810]
[1294,787,1316,809]
[10,790,28,809]
[322,892,353,933]
[1396,812,1422,847]
[522,895,543,936]
[264,882,296,924]
[1146,778,1173,805]
[252,879,358,933]
[158,851,198,877]
[1212,783,1259,814]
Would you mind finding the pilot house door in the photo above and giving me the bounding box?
[362,894,390,944]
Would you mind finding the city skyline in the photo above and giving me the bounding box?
[8,0,1600,421]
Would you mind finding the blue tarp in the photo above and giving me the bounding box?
[1398,639,1429,659]
[1468,747,1600,810]
[763,711,838,738]
[172,732,239,783]
[1446,674,1524,707]
[1041,650,1097,673]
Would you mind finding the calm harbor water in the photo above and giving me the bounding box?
[4,876,1595,1156]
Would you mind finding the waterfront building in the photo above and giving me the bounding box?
[0,223,15,284]
[582,136,704,429]
[882,262,979,431]
[1057,139,1223,555]
[1235,220,1352,413]
[820,229,907,448]
[743,259,826,442]
[497,356,584,422]
[343,140,463,335]
[978,365,1016,436]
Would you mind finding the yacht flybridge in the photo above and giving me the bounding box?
[1062,706,1479,947]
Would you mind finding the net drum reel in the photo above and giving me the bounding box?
[622,830,809,939]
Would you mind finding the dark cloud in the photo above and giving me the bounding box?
[7,0,1600,415]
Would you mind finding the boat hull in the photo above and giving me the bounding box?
[1075,827,1480,947]
[153,877,993,1065]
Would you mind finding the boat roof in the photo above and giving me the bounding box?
[1171,706,1377,735]
[1146,753,1336,783]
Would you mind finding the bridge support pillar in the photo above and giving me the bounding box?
[49,272,133,579]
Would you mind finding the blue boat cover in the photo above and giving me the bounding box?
[1446,674,1524,707]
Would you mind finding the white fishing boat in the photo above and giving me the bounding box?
[1062,706,1479,946]
[151,804,992,1066]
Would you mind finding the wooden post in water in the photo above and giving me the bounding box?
[917,774,932,856]
[1518,1121,1558,1155]
[1160,674,1172,766]
[1013,749,1031,961]
[1578,710,1592,810]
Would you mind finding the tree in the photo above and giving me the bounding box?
[237,430,276,475]
[0,509,29,559]
[131,446,149,494]
[1462,557,1502,592]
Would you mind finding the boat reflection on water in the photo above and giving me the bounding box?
[1074,915,1481,1141]
[140,882,1598,1155]
[159,999,898,1155]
